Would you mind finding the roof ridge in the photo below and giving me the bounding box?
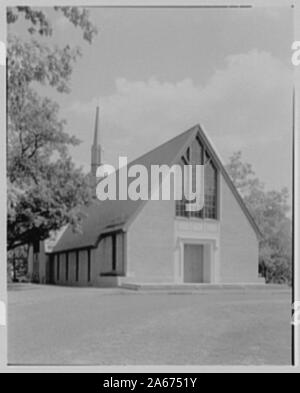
[127,124,199,167]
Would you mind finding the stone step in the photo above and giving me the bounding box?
[120,282,290,292]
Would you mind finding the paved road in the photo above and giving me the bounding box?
[8,284,292,365]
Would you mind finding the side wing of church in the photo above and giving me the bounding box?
[28,108,264,287]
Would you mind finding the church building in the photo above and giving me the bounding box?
[28,107,264,287]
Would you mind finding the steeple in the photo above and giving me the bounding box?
[91,105,102,188]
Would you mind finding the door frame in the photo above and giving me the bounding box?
[175,237,218,284]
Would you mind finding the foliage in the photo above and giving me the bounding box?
[7,7,97,250]
[226,152,292,284]
[7,6,97,42]
[7,245,29,282]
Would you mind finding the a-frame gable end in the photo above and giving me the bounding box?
[195,125,262,240]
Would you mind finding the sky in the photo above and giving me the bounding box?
[10,6,294,196]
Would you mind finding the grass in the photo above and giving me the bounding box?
[8,284,292,366]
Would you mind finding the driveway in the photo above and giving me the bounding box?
[8,284,292,366]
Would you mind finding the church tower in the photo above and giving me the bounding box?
[90,105,102,191]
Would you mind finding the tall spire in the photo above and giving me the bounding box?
[93,105,100,146]
[91,105,102,189]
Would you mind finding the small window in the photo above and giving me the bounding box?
[87,249,91,282]
[75,251,79,282]
[112,235,117,272]
[186,147,190,162]
[65,252,69,282]
[57,254,60,281]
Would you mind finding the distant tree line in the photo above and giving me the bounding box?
[226,152,292,285]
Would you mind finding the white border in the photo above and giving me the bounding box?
[0,0,299,373]
[293,0,299,370]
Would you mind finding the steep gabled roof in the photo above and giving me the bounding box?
[51,126,198,253]
[51,125,261,253]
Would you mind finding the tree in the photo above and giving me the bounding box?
[7,7,98,251]
[226,152,292,284]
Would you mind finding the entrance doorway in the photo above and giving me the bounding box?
[184,244,204,283]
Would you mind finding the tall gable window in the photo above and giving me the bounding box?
[204,152,218,219]
[176,137,218,220]
[175,158,189,218]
